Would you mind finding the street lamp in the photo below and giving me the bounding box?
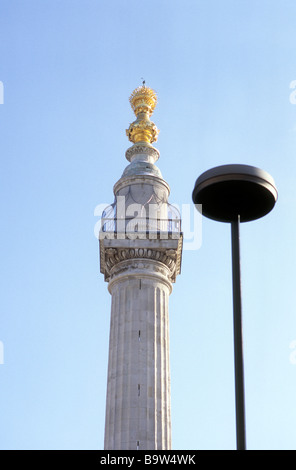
[192,164,278,450]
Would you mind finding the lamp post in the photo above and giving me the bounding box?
[192,164,278,450]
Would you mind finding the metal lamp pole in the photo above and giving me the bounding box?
[192,164,278,450]
[231,214,246,450]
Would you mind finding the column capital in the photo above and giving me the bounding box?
[100,236,183,285]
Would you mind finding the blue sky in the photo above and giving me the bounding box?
[1,0,296,450]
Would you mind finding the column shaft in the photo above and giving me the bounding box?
[104,273,171,450]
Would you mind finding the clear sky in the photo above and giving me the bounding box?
[1,0,296,450]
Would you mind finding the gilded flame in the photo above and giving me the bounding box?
[126,85,159,144]
[129,86,157,116]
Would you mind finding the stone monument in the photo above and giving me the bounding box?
[99,85,183,450]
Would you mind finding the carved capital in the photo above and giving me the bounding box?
[100,238,182,284]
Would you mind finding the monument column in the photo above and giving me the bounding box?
[100,85,182,450]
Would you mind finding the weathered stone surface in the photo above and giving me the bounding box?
[100,116,182,450]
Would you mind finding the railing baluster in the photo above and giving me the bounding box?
[99,218,181,234]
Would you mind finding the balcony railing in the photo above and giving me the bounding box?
[101,217,181,234]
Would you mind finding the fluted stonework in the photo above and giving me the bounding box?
[104,258,172,450]
[101,236,182,450]
[100,86,182,450]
